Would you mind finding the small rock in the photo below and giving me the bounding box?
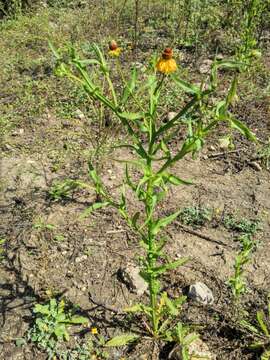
[208,145,216,151]
[199,59,213,74]
[164,111,178,123]
[169,336,215,359]
[120,263,148,296]
[75,254,88,263]
[250,161,262,171]
[74,109,85,120]
[188,282,214,305]
[12,128,24,136]
[3,143,14,151]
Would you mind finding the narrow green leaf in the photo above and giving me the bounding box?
[118,112,143,121]
[163,173,193,186]
[69,316,89,324]
[240,320,259,334]
[151,210,181,235]
[230,117,257,141]
[81,201,111,218]
[105,333,139,347]
[257,311,269,337]
[48,40,60,59]
[152,258,189,275]
[121,67,138,105]
[172,75,200,95]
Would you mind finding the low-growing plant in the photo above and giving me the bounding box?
[229,233,256,299]
[50,40,256,347]
[27,298,88,358]
[178,206,212,227]
[224,215,261,235]
[49,179,93,201]
[257,138,270,170]
[241,297,270,360]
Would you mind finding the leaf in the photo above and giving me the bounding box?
[54,324,69,341]
[121,67,138,105]
[240,320,259,334]
[105,333,139,347]
[163,293,179,316]
[183,333,199,346]
[172,75,200,95]
[48,40,60,59]
[118,112,143,121]
[152,258,189,275]
[216,59,243,70]
[81,201,111,218]
[33,304,50,315]
[257,311,269,337]
[230,117,257,141]
[151,210,181,235]
[261,349,270,360]
[163,173,193,186]
[124,303,151,315]
[15,338,26,347]
[69,316,89,324]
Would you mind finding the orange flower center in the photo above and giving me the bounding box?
[109,40,118,51]
[162,47,173,60]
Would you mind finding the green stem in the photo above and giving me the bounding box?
[145,167,159,335]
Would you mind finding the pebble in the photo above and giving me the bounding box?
[75,254,88,263]
[250,161,262,171]
[188,282,214,305]
[120,263,148,296]
[169,336,216,359]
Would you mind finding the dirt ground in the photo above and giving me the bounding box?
[1,3,270,360]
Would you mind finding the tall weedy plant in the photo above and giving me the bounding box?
[50,41,256,345]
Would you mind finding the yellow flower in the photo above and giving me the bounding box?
[156,47,177,74]
[91,327,98,335]
[108,40,122,57]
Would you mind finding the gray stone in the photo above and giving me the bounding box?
[188,282,214,305]
[121,263,148,296]
[169,336,216,359]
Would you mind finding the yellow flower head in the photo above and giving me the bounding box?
[91,327,98,335]
[108,40,122,57]
[156,47,177,74]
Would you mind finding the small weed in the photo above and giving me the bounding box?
[241,296,270,360]
[26,298,88,357]
[229,234,256,299]
[257,139,270,170]
[224,215,261,235]
[49,179,92,201]
[179,206,212,227]
[33,218,55,231]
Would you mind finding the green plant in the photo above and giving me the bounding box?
[33,217,55,231]
[165,322,199,360]
[51,41,256,344]
[257,138,270,170]
[49,179,94,201]
[179,206,212,227]
[224,215,261,235]
[27,298,88,358]
[241,297,270,360]
[229,234,256,299]
[237,0,264,70]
